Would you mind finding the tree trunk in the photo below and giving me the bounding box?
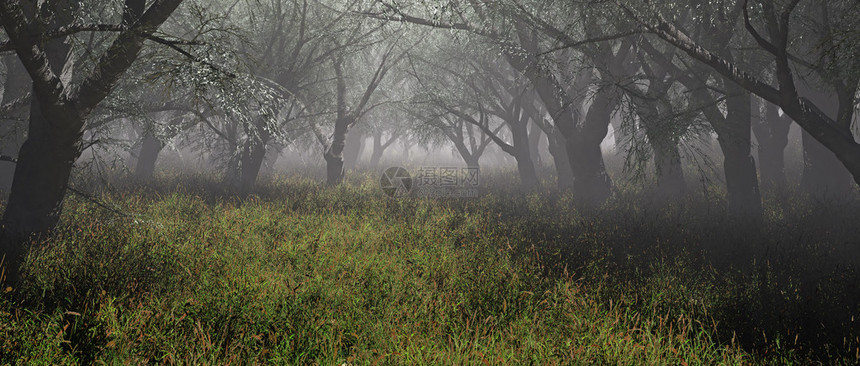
[505,25,613,203]
[752,100,791,190]
[567,135,612,205]
[546,130,573,189]
[528,122,542,167]
[370,131,385,168]
[238,138,267,193]
[510,119,539,189]
[801,130,853,197]
[568,89,614,206]
[1,99,82,287]
[134,132,164,182]
[797,85,853,197]
[717,85,762,217]
[324,153,345,185]
[464,156,480,170]
[449,134,482,170]
[651,139,686,201]
[636,100,686,201]
[223,153,240,187]
[1,30,79,287]
[324,117,350,186]
[515,155,539,189]
[343,129,363,171]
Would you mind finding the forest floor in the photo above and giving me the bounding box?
[2,171,860,364]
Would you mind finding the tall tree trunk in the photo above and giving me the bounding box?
[716,85,762,217]
[222,123,241,187]
[324,118,349,186]
[801,131,853,196]
[1,101,82,287]
[324,153,344,185]
[1,30,78,287]
[636,100,686,201]
[506,24,614,204]
[343,130,363,171]
[567,135,611,205]
[797,85,853,197]
[223,152,241,187]
[752,99,791,190]
[238,138,267,193]
[134,132,164,182]
[568,89,614,206]
[515,155,539,188]
[370,131,384,168]
[510,119,539,189]
[528,122,542,167]
[546,130,573,189]
[651,139,685,201]
[464,156,480,170]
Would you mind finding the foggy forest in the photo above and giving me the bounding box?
[1,0,859,363]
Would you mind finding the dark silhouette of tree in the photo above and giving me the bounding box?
[621,0,860,193]
[0,0,185,287]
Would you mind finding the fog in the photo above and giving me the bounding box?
[1,0,859,363]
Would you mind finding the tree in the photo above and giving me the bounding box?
[751,95,792,190]
[525,102,574,189]
[0,0,185,287]
[506,21,632,203]
[620,40,691,202]
[619,0,860,193]
[363,107,404,168]
[315,23,407,186]
[626,5,764,216]
[405,37,540,185]
[366,0,628,201]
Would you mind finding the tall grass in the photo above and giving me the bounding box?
[0,171,858,364]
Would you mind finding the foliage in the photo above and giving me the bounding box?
[2,172,859,364]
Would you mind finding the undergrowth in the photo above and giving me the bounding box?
[1,171,858,364]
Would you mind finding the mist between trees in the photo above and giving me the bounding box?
[1,0,859,363]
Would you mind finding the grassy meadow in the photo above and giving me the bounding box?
[1,171,860,364]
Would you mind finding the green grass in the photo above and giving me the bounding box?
[1,172,859,364]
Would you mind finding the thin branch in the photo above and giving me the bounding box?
[537,31,641,56]
[356,9,494,38]
[145,34,236,78]
[742,0,779,56]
